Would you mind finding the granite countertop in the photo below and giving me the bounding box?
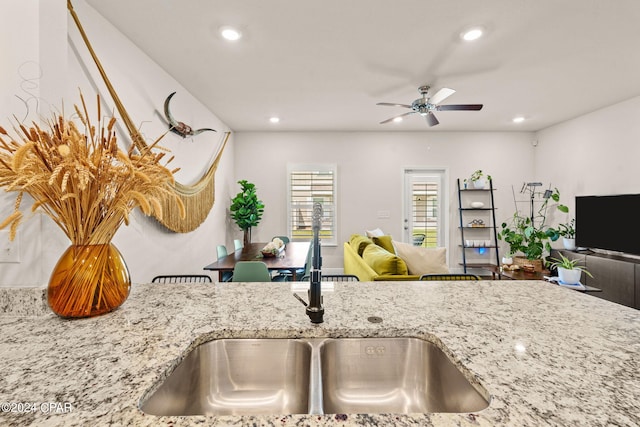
[1,280,639,426]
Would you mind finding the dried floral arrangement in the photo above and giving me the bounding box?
[0,94,185,317]
[0,94,184,245]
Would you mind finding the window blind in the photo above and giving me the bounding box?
[288,167,336,245]
[411,181,439,247]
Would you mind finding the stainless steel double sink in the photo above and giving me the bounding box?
[140,337,489,416]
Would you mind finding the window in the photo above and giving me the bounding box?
[411,181,439,247]
[287,164,337,246]
[403,169,447,248]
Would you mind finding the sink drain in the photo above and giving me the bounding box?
[367,316,383,323]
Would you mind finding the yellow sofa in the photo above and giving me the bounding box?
[343,235,419,281]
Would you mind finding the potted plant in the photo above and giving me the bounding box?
[230,180,265,246]
[547,253,592,284]
[468,169,492,189]
[556,218,576,250]
[498,187,565,270]
[498,214,556,270]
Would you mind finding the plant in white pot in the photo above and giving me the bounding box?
[557,218,576,250]
[468,169,492,189]
[547,253,592,285]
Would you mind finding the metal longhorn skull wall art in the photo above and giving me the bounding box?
[163,91,216,138]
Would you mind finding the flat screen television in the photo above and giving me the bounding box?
[575,194,640,255]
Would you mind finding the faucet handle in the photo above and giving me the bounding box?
[293,293,308,307]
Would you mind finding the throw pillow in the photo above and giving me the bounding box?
[349,234,373,256]
[372,235,395,254]
[362,244,409,276]
[392,241,449,275]
[365,228,385,238]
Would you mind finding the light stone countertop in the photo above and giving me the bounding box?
[0,280,639,426]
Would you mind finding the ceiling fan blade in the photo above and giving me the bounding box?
[437,104,483,111]
[380,111,415,124]
[426,113,439,127]
[429,87,455,105]
[376,102,412,109]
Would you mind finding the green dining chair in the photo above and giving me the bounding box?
[232,261,272,282]
[234,239,244,251]
[271,235,290,244]
[216,245,233,282]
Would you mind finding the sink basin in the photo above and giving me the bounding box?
[320,337,489,414]
[140,338,312,416]
[140,337,489,416]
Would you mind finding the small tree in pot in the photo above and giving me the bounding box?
[230,180,265,246]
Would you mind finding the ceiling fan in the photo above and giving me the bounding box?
[377,85,483,126]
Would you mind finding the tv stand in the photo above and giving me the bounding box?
[551,249,639,309]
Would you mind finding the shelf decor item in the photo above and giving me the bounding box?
[0,94,183,318]
[468,170,492,189]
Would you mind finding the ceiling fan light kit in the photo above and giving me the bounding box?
[377,85,483,127]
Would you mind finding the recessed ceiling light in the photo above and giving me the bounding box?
[461,27,484,41]
[220,26,242,41]
[269,117,280,124]
[393,117,403,123]
[514,342,527,353]
[512,116,525,123]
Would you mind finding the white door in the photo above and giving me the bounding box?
[403,169,447,248]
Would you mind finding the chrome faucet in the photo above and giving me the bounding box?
[294,202,324,323]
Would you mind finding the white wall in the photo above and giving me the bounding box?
[234,131,536,269]
[0,0,236,287]
[535,95,640,206]
[533,95,640,251]
[0,0,64,286]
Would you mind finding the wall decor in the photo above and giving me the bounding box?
[163,91,216,138]
[68,0,228,233]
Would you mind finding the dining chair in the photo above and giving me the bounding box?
[234,239,244,251]
[232,261,272,282]
[419,274,481,281]
[272,243,312,282]
[271,235,290,244]
[152,275,212,284]
[216,245,233,282]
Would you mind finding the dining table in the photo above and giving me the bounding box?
[204,241,310,282]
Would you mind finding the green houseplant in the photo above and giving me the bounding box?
[547,217,576,249]
[498,187,567,269]
[230,180,265,246]
[547,253,592,284]
[465,169,492,189]
[556,218,575,239]
[555,218,576,250]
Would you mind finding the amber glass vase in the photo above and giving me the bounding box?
[48,243,131,318]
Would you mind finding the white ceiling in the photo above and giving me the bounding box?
[83,0,640,132]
